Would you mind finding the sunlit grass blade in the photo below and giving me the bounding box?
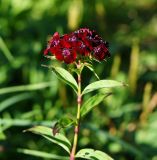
[24,126,71,154]
[0,130,6,140]
[17,148,69,160]
[0,36,14,63]
[0,118,54,127]
[76,148,113,160]
[0,93,33,112]
[0,81,55,95]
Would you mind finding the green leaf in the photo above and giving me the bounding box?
[17,148,69,160]
[82,80,126,95]
[84,63,100,80]
[80,93,112,117]
[51,67,78,93]
[76,148,113,160]
[0,93,33,112]
[24,126,71,154]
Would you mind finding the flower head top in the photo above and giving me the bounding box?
[44,28,110,64]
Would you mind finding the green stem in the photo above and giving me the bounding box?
[70,62,82,160]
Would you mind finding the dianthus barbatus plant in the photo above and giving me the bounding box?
[24,28,126,160]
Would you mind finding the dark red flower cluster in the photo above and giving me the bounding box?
[44,28,110,64]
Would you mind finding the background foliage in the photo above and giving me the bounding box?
[0,0,157,159]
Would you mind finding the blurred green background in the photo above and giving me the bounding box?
[0,0,157,159]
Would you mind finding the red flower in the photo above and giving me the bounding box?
[44,32,60,55]
[62,49,77,64]
[93,43,110,61]
[74,28,93,52]
[54,48,77,64]
[60,34,71,49]
[76,42,90,56]
[44,28,110,64]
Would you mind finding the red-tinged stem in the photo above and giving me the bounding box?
[70,61,82,160]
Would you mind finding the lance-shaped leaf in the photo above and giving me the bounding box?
[82,80,126,95]
[80,93,112,117]
[24,126,71,154]
[84,63,100,80]
[76,148,113,160]
[52,67,78,94]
